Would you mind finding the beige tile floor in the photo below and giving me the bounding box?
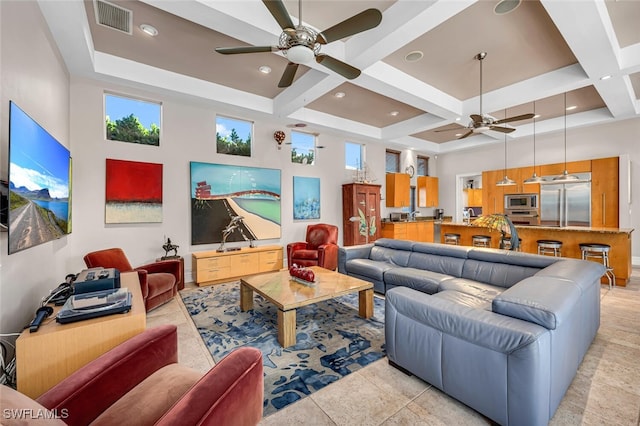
[147,267,640,425]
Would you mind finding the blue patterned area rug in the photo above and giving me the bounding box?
[180,282,386,416]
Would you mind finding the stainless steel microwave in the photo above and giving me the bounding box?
[504,193,538,210]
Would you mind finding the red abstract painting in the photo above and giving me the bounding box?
[105,159,163,223]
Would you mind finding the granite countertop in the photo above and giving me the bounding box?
[443,222,634,235]
[381,216,453,223]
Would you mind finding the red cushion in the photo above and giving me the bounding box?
[292,249,319,261]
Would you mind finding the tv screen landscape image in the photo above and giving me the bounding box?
[8,101,71,254]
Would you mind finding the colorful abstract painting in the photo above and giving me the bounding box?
[105,159,162,223]
[293,176,320,220]
[190,162,280,244]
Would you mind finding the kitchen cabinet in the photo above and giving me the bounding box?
[539,160,591,177]
[380,221,435,242]
[464,188,483,206]
[482,170,504,214]
[502,166,542,195]
[591,157,619,228]
[343,183,381,246]
[386,173,410,207]
[417,176,439,207]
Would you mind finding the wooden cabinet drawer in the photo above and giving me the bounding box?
[230,253,259,275]
[259,250,282,272]
[197,266,232,283]
[198,256,231,270]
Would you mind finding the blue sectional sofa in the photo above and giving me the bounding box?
[338,238,605,426]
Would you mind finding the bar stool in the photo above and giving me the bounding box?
[537,240,562,257]
[472,235,491,248]
[501,237,522,251]
[444,233,461,245]
[579,243,615,288]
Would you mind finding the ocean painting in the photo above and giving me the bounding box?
[190,162,281,244]
[293,176,320,220]
[105,159,163,223]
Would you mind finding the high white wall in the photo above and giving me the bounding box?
[0,1,71,335]
[436,117,640,263]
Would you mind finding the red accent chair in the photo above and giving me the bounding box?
[84,248,180,312]
[1,325,264,426]
[287,224,339,271]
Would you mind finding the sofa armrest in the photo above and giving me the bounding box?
[156,347,264,426]
[287,242,309,267]
[492,276,582,330]
[38,325,178,426]
[317,243,338,270]
[338,243,374,274]
[138,259,181,281]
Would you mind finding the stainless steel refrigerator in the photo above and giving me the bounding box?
[540,173,591,227]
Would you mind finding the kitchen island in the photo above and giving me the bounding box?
[381,217,452,243]
[440,223,634,285]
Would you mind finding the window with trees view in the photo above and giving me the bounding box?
[291,131,315,165]
[105,93,161,146]
[216,116,252,157]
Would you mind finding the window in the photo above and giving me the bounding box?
[291,131,315,165]
[216,116,252,157]
[345,142,364,170]
[105,93,161,146]
[385,150,400,173]
[417,155,429,176]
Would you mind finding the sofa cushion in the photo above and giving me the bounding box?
[407,244,468,277]
[291,249,318,260]
[369,246,411,267]
[492,276,582,330]
[91,364,202,426]
[468,248,558,269]
[0,386,67,425]
[345,259,397,282]
[384,267,451,294]
[147,273,176,298]
[439,278,505,302]
[432,290,492,311]
[461,259,542,289]
[534,259,606,293]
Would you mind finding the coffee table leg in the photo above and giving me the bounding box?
[240,282,253,311]
[358,288,373,319]
[277,309,296,347]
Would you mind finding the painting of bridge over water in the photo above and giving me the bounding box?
[190,162,281,245]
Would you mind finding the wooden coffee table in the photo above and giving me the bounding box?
[240,266,374,348]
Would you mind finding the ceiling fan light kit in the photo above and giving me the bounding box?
[215,0,382,88]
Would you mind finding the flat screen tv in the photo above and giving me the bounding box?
[8,101,71,254]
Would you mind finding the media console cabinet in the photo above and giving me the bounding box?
[192,245,283,286]
[16,272,146,398]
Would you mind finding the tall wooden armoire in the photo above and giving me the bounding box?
[342,183,382,246]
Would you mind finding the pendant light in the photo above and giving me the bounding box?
[524,101,545,184]
[553,92,579,182]
[496,109,516,186]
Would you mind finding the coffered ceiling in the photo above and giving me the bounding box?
[38,0,640,153]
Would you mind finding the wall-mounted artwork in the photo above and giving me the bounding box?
[216,116,252,157]
[105,93,161,146]
[105,159,163,224]
[293,176,320,220]
[190,162,280,244]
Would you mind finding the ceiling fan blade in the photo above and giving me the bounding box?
[278,62,299,88]
[316,54,361,79]
[262,0,294,31]
[489,125,516,133]
[458,130,474,139]
[434,127,461,133]
[316,9,382,44]
[470,114,483,123]
[494,113,535,125]
[215,46,277,55]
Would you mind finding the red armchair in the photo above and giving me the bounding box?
[1,325,264,426]
[84,248,180,312]
[287,223,339,271]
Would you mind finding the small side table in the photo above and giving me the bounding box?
[157,256,185,290]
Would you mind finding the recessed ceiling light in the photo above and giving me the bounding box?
[455,117,461,121]
[334,92,346,98]
[494,0,521,15]
[455,133,463,137]
[600,74,612,80]
[390,111,399,116]
[139,24,158,36]
[566,105,577,111]
[533,114,541,119]
[259,65,272,74]
[404,51,423,62]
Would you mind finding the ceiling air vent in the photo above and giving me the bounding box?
[94,0,132,35]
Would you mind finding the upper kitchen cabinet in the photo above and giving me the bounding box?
[539,160,591,176]
[482,170,504,214]
[591,157,619,228]
[503,166,542,195]
[386,173,410,207]
[417,176,439,208]
[464,188,483,207]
